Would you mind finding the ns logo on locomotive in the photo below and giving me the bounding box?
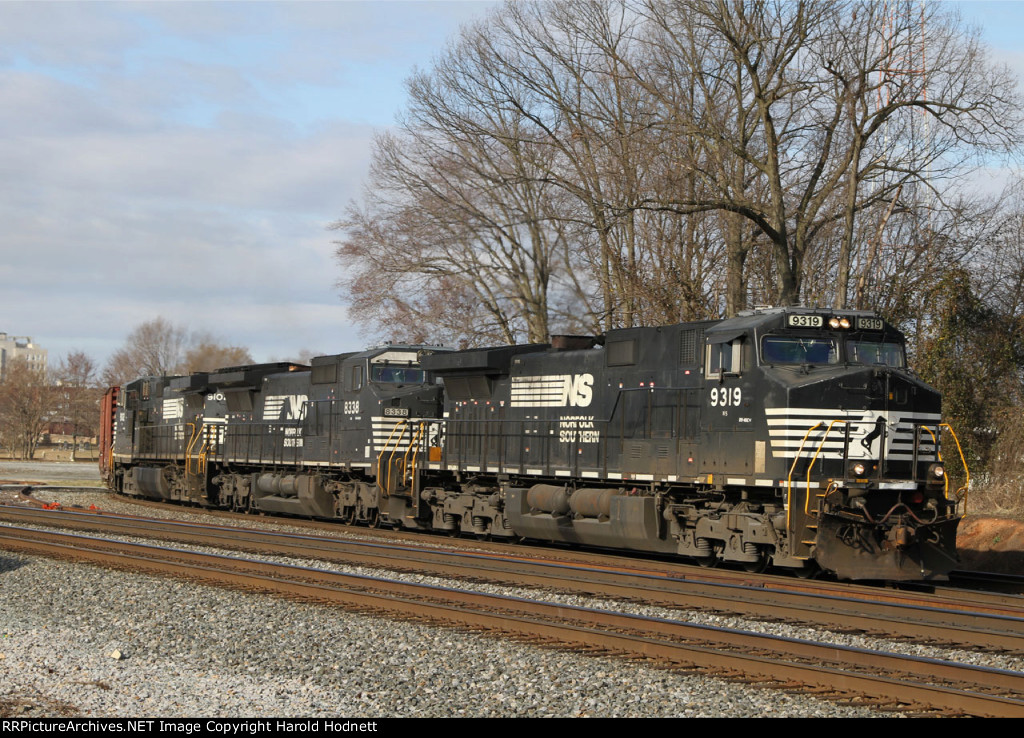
[98,307,967,580]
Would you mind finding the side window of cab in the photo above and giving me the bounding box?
[706,337,743,378]
[348,364,363,392]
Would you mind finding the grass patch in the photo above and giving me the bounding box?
[963,479,1024,520]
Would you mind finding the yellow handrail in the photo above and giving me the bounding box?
[804,420,850,517]
[197,425,214,475]
[918,426,943,498]
[184,423,198,475]
[918,423,970,508]
[402,421,426,487]
[385,422,416,495]
[376,420,408,496]
[940,423,970,509]
[786,422,822,534]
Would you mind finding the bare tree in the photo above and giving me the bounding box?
[103,319,255,386]
[54,351,100,460]
[102,318,188,386]
[180,333,253,374]
[815,1,1022,308]
[481,0,660,329]
[336,0,730,342]
[0,358,56,460]
[337,0,1021,343]
[334,18,597,346]
[639,0,1021,307]
[442,0,728,328]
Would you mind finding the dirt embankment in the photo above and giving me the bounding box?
[956,516,1024,574]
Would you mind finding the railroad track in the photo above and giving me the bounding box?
[949,569,1024,594]
[1,504,1021,654]
[1,507,1023,716]
[14,487,1024,594]
[84,490,1024,595]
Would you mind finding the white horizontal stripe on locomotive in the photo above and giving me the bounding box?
[162,398,184,419]
[261,394,308,421]
[510,377,571,407]
[765,408,941,460]
[509,374,593,408]
[197,418,227,445]
[370,416,441,452]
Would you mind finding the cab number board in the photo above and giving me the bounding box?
[856,317,884,331]
[786,314,823,328]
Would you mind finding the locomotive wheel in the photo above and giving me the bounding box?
[694,538,720,568]
[695,553,720,568]
[342,506,357,525]
[367,508,382,528]
[742,552,770,573]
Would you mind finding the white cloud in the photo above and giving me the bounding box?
[0,2,141,69]
[0,3,463,371]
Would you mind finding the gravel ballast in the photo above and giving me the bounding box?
[1,550,901,718]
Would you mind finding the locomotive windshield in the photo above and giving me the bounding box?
[761,336,838,365]
[846,340,904,367]
[370,365,426,384]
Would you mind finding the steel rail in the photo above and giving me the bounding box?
[78,492,1024,607]
[44,490,1024,602]
[3,505,1023,655]
[1,525,1023,717]
[948,569,1024,594]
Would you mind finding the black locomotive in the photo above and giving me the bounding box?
[99,307,965,580]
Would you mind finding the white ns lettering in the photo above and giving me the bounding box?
[566,374,593,407]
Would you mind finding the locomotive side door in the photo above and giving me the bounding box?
[703,334,758,476]
[337,358,368,463]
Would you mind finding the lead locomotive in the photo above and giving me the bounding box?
[100,307,964,580]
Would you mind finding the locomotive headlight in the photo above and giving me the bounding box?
[929,463,945,480]
[829,317,840,329]
[850,462,866,477]
[839,317,851,329]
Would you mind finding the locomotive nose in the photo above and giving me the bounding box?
[844,365,917,408]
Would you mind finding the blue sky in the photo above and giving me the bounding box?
[958,0,1024,46]
[0,1,1020,373]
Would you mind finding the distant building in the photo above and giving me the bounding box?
[0,332,48,380]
